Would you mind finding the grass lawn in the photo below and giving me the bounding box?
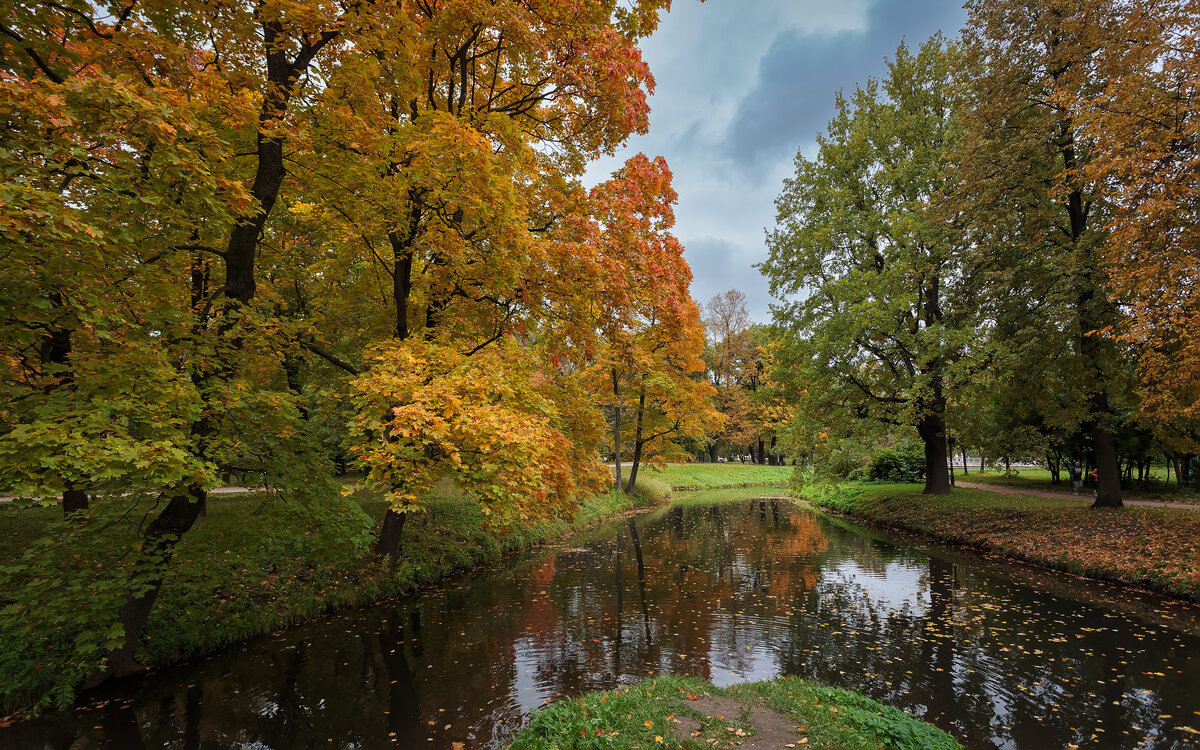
[509,675,960,750]
[0,481,654,716]
[802,482,1200,601]
[965,466,1198,501]
[633,463,792,490]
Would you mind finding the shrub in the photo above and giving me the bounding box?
[867,445,925,482]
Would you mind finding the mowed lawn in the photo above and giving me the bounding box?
[632,463,792,490]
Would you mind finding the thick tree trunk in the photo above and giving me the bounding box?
[62,484,89,514]
[375,509,407,567]
[918,411,951,495]
[1088,412,1123,508]
[625,388,647,494]
[708,442,718,462]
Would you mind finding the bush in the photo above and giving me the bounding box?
[867,445,925,483]
[629,475,671,505]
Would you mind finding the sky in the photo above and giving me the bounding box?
[585,0,969,322]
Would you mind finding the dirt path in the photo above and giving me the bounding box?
[672,694,807,749]
[956,481,1199,510]
[0,485,261,504]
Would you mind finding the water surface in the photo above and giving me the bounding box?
[4,495,1199,749]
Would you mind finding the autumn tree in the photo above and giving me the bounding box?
[588,156,721,492]
[763,37,971,494]
[953,0,1127,507]
[701,290,756,461]
[1072,0,1200,483]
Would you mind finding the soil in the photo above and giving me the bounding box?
[671,694,808,748]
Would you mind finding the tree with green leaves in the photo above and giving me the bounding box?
[762,36,971,494]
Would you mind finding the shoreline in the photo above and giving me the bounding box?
[797,482,1200,605]
[0,480,788,722]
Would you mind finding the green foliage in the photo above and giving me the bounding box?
[761,36,973,488]
[867,445,926,483]
[509,675,961,750]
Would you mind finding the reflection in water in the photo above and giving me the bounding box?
[4,499,1200,750]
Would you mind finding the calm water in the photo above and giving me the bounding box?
[4,494,1199,749]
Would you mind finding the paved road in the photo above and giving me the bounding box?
[956,481,1199,510]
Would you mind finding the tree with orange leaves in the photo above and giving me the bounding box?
[588,154,722,491]
[1071,0,1200,475]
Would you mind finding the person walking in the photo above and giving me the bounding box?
[1089,467,1099,498]
[1068,461,1083,495]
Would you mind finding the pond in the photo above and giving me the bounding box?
[4,492,1199,749]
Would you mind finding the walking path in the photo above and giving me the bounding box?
[0,485,260,504]
[956,481,1199,510]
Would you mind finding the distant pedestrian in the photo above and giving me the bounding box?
[1068,461,1083,495]
[1089,467,1099,497]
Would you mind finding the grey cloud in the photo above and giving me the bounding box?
[722,0,967,171]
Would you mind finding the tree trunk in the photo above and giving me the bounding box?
[1088,413,1123,508]
[756,438,765,464]
[625,388,647,494]
[375,509,406,566]
[708,442,718,463]
[62,482,89,514]
[611,367,622,492]
[89,485,207,684]
[918,411,951,495]
[961,446,968,475]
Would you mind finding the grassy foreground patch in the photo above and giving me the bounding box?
[509,676,960,750]
[803,482,1200,601]
[0,483,653,716]
[636,463,792,490]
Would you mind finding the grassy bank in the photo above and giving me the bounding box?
[635,463,792,490]
[964,467,1198,502]
[509,675,960,750]
[0,480,664,716]
[801,482,1200,601]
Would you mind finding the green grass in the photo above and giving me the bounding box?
[800,481,1200,601]
[631,463,792,490]
[965,467,1198,501]
[0,482,654,716]
[509,675,961,750]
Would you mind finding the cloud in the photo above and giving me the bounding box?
[721,0,968,170]
[683,236,774,322]
[586,0,970,324]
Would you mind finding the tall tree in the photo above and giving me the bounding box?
[702,290,755,461]
[763,37,970,494]
[588,156,721,492]
[954,0,1125,507]
[1073,0,1200,468]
